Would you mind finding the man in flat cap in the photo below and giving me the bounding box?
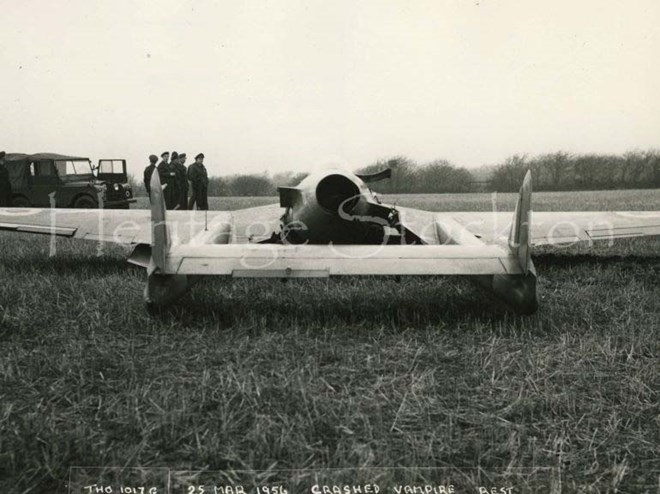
[158,150,178,209]
[159,151,170,164]
[0,151,11,207]
[174,152,189,210]
[143,154,158,200]
[187,153,209,210]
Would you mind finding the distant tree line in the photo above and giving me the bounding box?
[205,171,310,196]
[489,150,660,192]
[129,150,660,196]
[355,156,474,193]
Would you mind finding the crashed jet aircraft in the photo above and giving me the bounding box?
[1,168,659,314]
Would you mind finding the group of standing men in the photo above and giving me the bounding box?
[143,151,209,210]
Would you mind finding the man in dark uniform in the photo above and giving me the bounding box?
[175,153,188,210]
[157,150,177,209]
[187,153,209,210]
[143,154,158,200]
[159,151,170,167]
[0,151,11,207]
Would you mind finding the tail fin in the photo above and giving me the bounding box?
[149,169,170,274]
[472,170,537,315]
[509,170,533,274]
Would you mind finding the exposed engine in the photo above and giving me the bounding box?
[274,170,422,245]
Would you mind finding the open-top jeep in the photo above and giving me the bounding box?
[5,153,136,208]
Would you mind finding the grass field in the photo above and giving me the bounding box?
[1,190,659,493]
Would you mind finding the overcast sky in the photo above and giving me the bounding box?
[1,0,659,177]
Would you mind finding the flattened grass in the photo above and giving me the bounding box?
[1,191,659,493]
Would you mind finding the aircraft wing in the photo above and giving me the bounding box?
[0,208,232,245]
[3,205,659,249]
[229,203,283,243]
[398,207,660,247]
[453,211,660,246]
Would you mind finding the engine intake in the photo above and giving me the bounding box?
[316,174,360,214]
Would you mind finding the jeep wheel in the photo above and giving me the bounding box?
[11,196,31,207]
[73,195,98,208]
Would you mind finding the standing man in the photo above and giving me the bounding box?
[143,154,158,200]
[175,153,188,210]
[188,153,209,210]
[0,151,11,207]
[158,151,170,168]
[158,150,177,209]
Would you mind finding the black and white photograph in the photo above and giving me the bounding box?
[1,1,659,492]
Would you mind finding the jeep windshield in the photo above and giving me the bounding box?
[54,160,95,181]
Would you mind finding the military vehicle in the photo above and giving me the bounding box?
[4,153,136,208]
